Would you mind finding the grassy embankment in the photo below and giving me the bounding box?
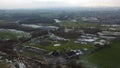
[84,39,120,68]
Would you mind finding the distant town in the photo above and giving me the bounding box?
[0,8,120,68]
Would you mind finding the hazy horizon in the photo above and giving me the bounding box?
[0,0,120,9]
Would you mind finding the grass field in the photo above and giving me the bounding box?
[0,29,29,39]
[27,40,93,51]
[84,39,120,68]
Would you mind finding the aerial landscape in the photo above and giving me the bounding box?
[0,0,120,68]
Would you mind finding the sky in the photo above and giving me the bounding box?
[0,0,120,9]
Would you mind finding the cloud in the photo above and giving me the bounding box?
[0,0,120,9]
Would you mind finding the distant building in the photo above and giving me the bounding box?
[66,49,84,59]
[54,19,61,23]
[98,31,120,36]
[22,24,59,31]
[75,34,98,44]
[82,17,99,22]
[93,40,109,46]
[54,44,61,47]
[71,19,77,22]
[48,33,69,42]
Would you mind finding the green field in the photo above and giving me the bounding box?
[26,39,93,52]
[0,29,29,39]
[84,39,120,68]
